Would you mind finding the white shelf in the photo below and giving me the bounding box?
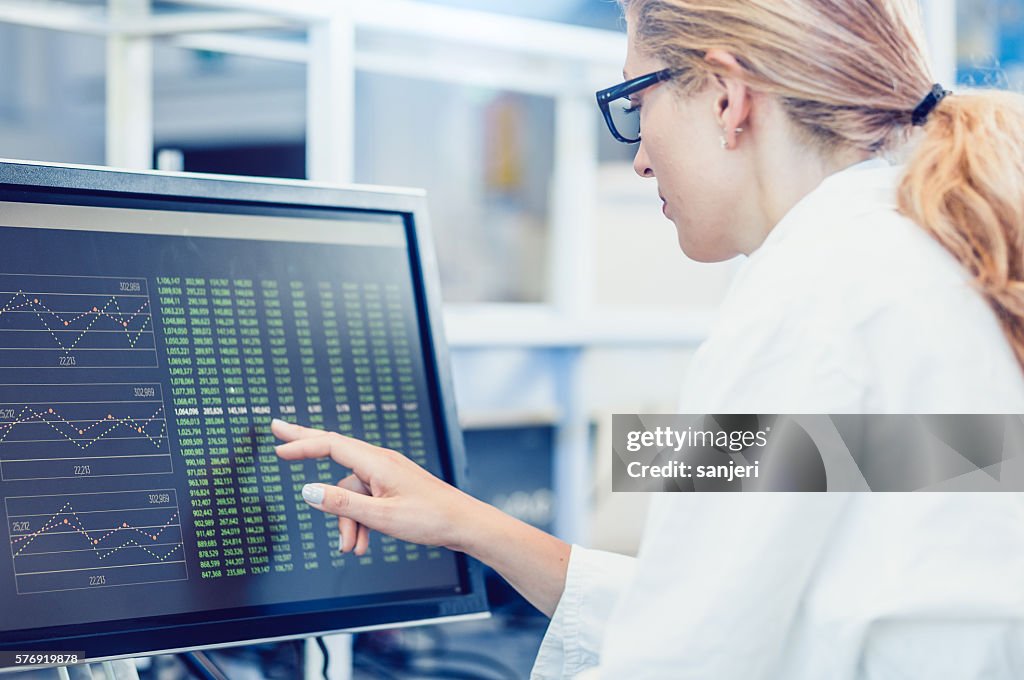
[443,303,714,348]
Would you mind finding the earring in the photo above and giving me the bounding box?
[720,127,745,150]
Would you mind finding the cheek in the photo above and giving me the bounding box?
[656,136,726,213]
[647,119,711,193]
[640,103,740,262]
[661,157,741,261]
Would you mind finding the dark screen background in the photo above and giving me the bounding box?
[0,213,462,634]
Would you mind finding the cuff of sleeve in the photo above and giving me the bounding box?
[531,545,637,679]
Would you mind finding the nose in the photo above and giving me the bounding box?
[633,141,654,178]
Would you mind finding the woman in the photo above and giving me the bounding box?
[274,0,1024,677]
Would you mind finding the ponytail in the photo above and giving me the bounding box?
[897,91,1024,370]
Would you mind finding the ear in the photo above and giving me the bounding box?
[704,48,753,149]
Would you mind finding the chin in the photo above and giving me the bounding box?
[675,229,735,263]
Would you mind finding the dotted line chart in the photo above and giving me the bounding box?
[0,291,153,354]
[10,500,182,562]
[0,404,168,450]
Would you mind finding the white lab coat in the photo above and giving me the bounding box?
[531,159,1024,679]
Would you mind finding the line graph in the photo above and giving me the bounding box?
[0,384,172,481]
[0,274,157,368]
[5,490,188,594]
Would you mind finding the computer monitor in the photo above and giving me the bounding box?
[0,159,487,670]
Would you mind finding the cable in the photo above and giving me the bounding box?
[178,651,229,680]
[315,637,330,680]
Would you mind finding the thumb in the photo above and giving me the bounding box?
[301,483,384,527]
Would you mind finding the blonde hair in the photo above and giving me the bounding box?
[624,0,1024,370]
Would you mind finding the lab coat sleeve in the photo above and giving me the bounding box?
[530,544,637,679]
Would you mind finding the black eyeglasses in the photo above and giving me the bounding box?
[596,69,675,144]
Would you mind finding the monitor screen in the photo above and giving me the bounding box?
[0,161,486,669]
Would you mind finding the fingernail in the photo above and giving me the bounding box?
[271,418,285,428]
[302,484,324,505]
[339,531,346,552]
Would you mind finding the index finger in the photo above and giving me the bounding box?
[271,418,332,442]
[275,433,383,480]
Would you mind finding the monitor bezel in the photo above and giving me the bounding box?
[0,159,489,669]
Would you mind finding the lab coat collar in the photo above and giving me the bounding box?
[752,156,895,258]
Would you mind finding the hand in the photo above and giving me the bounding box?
[271,419,478,556]
[273,419,571,617]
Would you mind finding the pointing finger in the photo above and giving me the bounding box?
[271,418,331,442]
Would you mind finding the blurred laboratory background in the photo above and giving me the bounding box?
[0,0,1016,677]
